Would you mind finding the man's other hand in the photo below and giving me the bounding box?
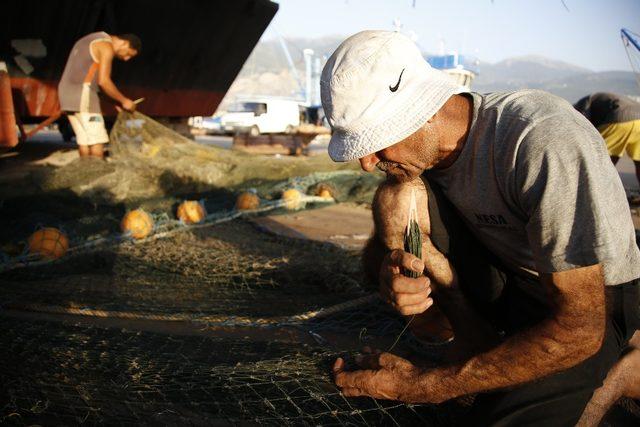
[380,249,432,315]
[122,98,136,112]
[333,348,428,402]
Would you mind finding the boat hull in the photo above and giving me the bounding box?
[1,0,278,120]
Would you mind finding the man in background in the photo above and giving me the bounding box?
[574,92,640,195]
[58,32,141,159]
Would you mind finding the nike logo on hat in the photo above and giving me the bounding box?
[389,68,405,92]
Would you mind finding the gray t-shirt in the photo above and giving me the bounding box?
[426,90,640,286]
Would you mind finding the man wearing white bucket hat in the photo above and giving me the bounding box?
[323,31,640,426]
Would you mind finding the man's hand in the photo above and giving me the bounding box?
[121,98,136,112]
[380,249,433,315]
[333,348,429,402]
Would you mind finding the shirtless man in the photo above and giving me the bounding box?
[58,32,141,158]
[321,31,640,426]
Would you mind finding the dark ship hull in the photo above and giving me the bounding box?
[1,0,278,121]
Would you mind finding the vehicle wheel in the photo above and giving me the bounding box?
[249,125,260,137]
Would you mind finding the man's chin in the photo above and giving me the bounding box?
[385,170,418,183]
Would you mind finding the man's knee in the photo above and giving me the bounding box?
[371,178,430,251]
[78,145,90,157]
[90,143,105,158]
[365,178,431,290]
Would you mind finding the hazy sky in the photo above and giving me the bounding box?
[264,0,640,72]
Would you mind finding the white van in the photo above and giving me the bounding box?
[221,98,301,136]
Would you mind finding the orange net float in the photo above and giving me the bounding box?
[235,192,260,211]
[121,209,154,239]
[176,200,207,224]
[282,188,304,210]
[315,183,335,199]
[27,227,69,259]
[318,189,333,199]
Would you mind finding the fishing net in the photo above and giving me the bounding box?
[1,111,382,247]
[1,221,369,320]
[0,316,471,426]
[0,220,467,425]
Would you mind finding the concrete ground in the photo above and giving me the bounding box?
[252,203,373,250]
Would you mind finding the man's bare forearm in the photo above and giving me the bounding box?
[99,80,128,105]
[422,310,603,402]
[410,266,606,403]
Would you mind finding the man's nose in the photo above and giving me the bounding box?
[359,153,379,172]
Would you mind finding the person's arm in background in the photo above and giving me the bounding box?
[93,42,135,111]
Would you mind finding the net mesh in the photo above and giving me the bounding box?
[1,221,368,319]
[0,316,470,426]
[1,214,471,425]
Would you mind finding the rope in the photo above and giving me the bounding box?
[2,294,379,328]
[0,195,334,274]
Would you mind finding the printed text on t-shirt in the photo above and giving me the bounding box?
[474,213,508,226]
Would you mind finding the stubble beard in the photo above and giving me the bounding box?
[378,162,418,183]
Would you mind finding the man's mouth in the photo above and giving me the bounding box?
[376,161,400,172]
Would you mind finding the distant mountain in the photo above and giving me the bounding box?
[535,71,639,103]
[473,55,590,88]
[218,37,639,111]
[473,56,638,102]
[218,36,344,110]
[239,36,343,75]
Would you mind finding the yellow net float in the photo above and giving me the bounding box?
[236,192,261,211]
[121,209,154,239]
[282,188,304,210]
[177,200,207,224]
[27,227,69,260]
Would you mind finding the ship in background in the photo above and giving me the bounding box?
[389,19,478,92]
[0,0,278,146]
[426,52,478,91]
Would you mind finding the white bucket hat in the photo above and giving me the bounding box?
[321,30,459,162]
